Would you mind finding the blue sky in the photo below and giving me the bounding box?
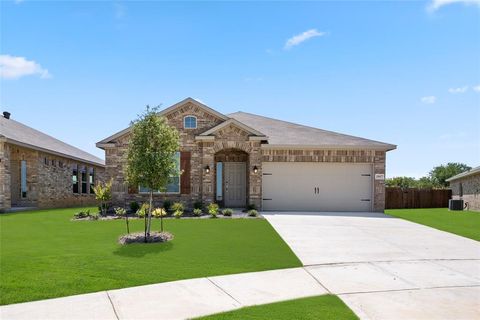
[1,0,479,178]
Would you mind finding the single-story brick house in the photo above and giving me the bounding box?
[447,166,480,212]
[97,98,396,212]
[0,112,105,212]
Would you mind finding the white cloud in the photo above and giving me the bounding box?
[284,29,326,50]
[421,96,437,104]
[427,0,480,11]
[0,55,51,79]
[448,86,468,93]
[473,85,480,92]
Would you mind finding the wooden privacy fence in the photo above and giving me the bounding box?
[385,188,452,209]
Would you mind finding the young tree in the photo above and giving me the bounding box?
[429,163,471,188]
[126,106,180,240]
[93,180,112,216]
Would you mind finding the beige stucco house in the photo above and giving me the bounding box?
[447,166,480,212]
[98,98,396,212]
[97,98,396,212]
[0,112,105,212]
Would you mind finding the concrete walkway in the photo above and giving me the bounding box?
[265,212,480,320]
[0,267,328,320]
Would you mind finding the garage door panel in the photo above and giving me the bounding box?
[262,162,372,212]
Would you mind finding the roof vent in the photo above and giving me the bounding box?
[3,111,10,119]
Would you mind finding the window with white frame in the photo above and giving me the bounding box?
[184,116,197,129]
[139,152,181,193]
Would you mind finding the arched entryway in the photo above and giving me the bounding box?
[214,148,249,208]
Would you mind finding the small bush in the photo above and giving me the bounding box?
[172,202,184,213]
[163,199,172,212]
[136,203,150,218]
[173,210,183,219]
[74,210,90,219]
[129,201,140,213]
[114,207,127,216]
[208,203,219,218]
[193,208,203,216]
[193,201,203,210]
[152,207,167,218]
[248,209,258,217]
[246,203,257,211]
[222,208,233,216]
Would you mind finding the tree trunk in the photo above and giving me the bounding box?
[146,190,153,237]
[161,191,167,232]
[125,215,130,234]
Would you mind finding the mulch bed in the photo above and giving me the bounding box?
[118,231,174,245]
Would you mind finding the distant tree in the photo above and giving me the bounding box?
[415,176,436,189]
[125,106,180,241]
[429,163,471,188]
[385,176,417,188]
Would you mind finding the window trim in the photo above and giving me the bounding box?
[183,115,197,129]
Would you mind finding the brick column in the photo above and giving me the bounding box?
[373,151,386,212]
[0,141,11,211]
[248,141,262,210]
[201,142,215,205]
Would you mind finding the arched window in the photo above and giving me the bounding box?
[184,116,197,129]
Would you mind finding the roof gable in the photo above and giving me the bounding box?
[199,118,267,137]
[97,98,229,147]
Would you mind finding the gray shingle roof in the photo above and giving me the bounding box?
[0,116,104,166]
[228,111,396,150]
[446,166,480,182]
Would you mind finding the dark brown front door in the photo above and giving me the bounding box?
[224,162,246,207]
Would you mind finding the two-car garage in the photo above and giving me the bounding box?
[262,162,373,212]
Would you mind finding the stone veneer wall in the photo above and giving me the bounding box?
[450,173,480,212]
[261,149,387,212]
[0,141,11,211]
[1,143,105,210]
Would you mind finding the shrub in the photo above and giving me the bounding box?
[129,201,140,213]
[172,202,184,213]
[93,180,112,216]
[173,210,183,219]
[74,210,90,219]
[152,207,167,218]
[136,203,150,218]
[246,203,257,211]
[193,201,203,210]
[208,203,219,218]
[193,208,203,216]
[163,199,172,212]
[114,207,127,216]
[222,208,233,216]
[248,209,258,217]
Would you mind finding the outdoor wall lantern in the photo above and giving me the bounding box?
[205,165,210,174]
[253,166,258,174]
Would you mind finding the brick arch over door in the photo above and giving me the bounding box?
[213,141,252,154]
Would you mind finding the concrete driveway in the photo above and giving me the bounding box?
[264,212,480,320]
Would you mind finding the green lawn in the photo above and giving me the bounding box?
[385,208,480,241]
[196,295,359,320]
[0,207,301,305]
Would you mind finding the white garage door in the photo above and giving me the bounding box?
[262,162,373,212]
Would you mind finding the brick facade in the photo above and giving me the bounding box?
[0,142,105,212]
[102,101,387,212]
[450,173,480,212]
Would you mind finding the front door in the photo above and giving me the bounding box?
[224,162,246,208]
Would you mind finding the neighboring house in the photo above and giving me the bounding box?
[98,98,396,212]
[0,112,105,212]
[447,166,480,212]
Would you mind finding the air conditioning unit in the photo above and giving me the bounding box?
[449,199,464,211]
